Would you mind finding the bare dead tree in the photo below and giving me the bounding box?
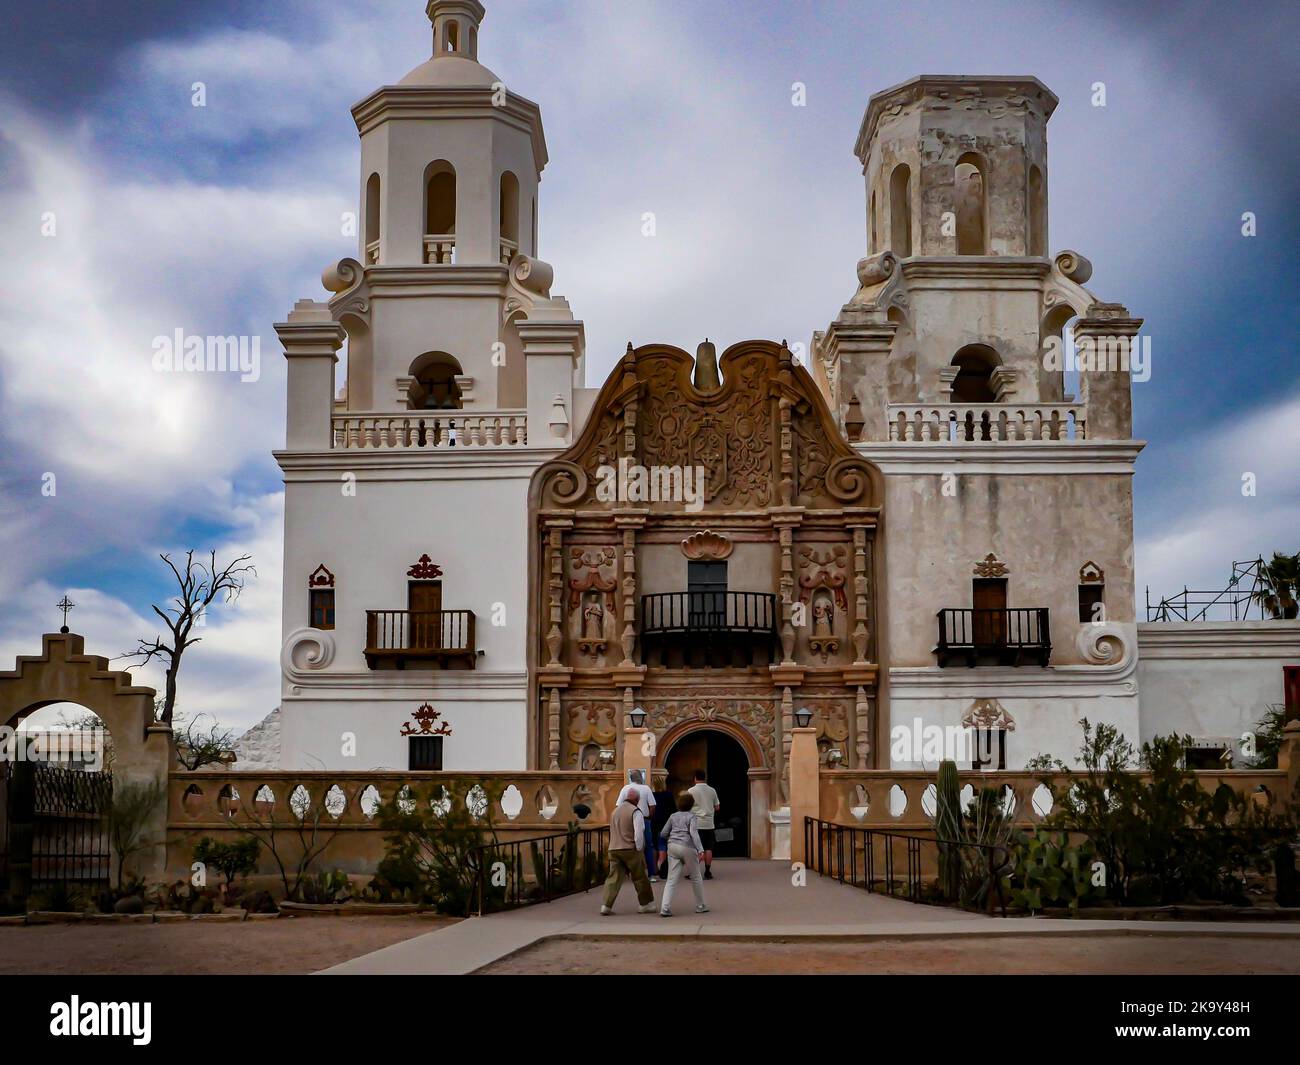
[122,550,256,725]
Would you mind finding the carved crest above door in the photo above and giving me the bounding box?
[534,341,882,512]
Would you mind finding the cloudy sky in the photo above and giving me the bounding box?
[1,0,1296,736]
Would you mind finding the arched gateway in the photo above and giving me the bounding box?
[529,340,884,859]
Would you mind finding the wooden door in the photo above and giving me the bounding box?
[408,582,443,650]
[972,578,1007,647]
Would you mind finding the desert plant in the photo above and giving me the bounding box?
[238,789,343,901]
[934,759,963,902]
[373,783,501,914]
[1252,551,1300,620]
[957,786,1016,912]
[1010,828,1097,913]
[107,779,167,891]
[1245,704,1287,769]
[298,868,353,905]
[1033,720,1297,905]
[192,836,260,893]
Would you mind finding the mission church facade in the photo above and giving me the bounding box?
[268,1,1300,857]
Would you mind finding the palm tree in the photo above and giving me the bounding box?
[1252,552,1300,619]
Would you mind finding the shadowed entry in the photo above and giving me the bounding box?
[663,729,749,858]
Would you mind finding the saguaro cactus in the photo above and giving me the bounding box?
[935,759,963,902]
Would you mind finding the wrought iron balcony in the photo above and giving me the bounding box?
[640,592,779,668]
[365,610,476,670]
[935,608,1051,667]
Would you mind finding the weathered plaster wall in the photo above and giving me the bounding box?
[1137,622,1300,748]
[882,470,1135,666]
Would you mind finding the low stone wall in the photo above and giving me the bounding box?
[818,768,1290,829]
[166,770,622,880]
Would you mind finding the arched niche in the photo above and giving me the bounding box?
[889,163,912,257]
[499,171,520,263]
[954,152,987,255]
[1028,165,1047,257]
[340,312,373,411]
[424,161,457,263]
[949,343,1001,403]
[364,173,381,263]
[407,351,464,410]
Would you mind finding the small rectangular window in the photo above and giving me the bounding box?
[409,736,444,771]
[1078,584,1105,624]
[972,728,1007,771]
[310,589,335,630]
[1184,742,1230,770]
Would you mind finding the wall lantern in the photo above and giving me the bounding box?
[629,706,647,729]
[794,706,813,729]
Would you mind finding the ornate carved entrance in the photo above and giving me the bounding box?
[529,340,883,858]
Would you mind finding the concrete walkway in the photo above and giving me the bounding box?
[319,859,1300,975]
[324,860,983,974]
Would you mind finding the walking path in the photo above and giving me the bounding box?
[321,860,1300,975]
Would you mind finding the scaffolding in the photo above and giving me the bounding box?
[1145,558,1269,622]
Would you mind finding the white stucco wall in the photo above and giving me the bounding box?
[1136,622,1300,748]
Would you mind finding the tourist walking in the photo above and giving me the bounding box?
[601,786,657,915]
[651,782,674,880]
[658,792,709,917]
[687,768,721,879]
[625,769,658,880]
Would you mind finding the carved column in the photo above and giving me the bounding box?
[848,522,872,664]
[854,686,870,768]
[546,687,562,770]
[614,513,645,668]
[543,520,571,666]
[779,686,793,803]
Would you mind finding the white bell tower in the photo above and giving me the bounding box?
[314,0,580,421]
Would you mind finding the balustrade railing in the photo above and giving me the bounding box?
[423,233,455,264]
[169,771,624,832]
[887,403,1086,442]
[332,410,527,450]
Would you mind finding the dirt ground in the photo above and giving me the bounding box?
[0,916,454,975]
[480,934,1300,975]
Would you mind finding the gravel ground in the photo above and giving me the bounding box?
[0,916,455,975]
[480,933,1300,975]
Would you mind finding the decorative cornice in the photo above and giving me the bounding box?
[1137,621,1300,660]
[855,440,1145,475]
[350,86,547,172]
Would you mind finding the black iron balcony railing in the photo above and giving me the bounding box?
[935,607,1051,667]
[365,609,476,669]
[641,591,778,637]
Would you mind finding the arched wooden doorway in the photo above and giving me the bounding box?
[661,727,750,858]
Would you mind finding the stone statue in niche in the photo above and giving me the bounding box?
[808,591,840,663]
[578,592,608,662]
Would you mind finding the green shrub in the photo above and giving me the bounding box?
[1031,720,1297,906]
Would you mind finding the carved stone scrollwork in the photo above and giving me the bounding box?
[538,461,590,508]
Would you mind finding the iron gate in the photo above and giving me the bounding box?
[1,760,113,901]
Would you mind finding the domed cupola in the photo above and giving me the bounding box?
[350,0,547,269]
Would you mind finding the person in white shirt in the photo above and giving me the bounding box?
[687,769,721,879]
[625,769,658,880]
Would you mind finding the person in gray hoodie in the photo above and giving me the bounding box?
[658,792,710,917]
